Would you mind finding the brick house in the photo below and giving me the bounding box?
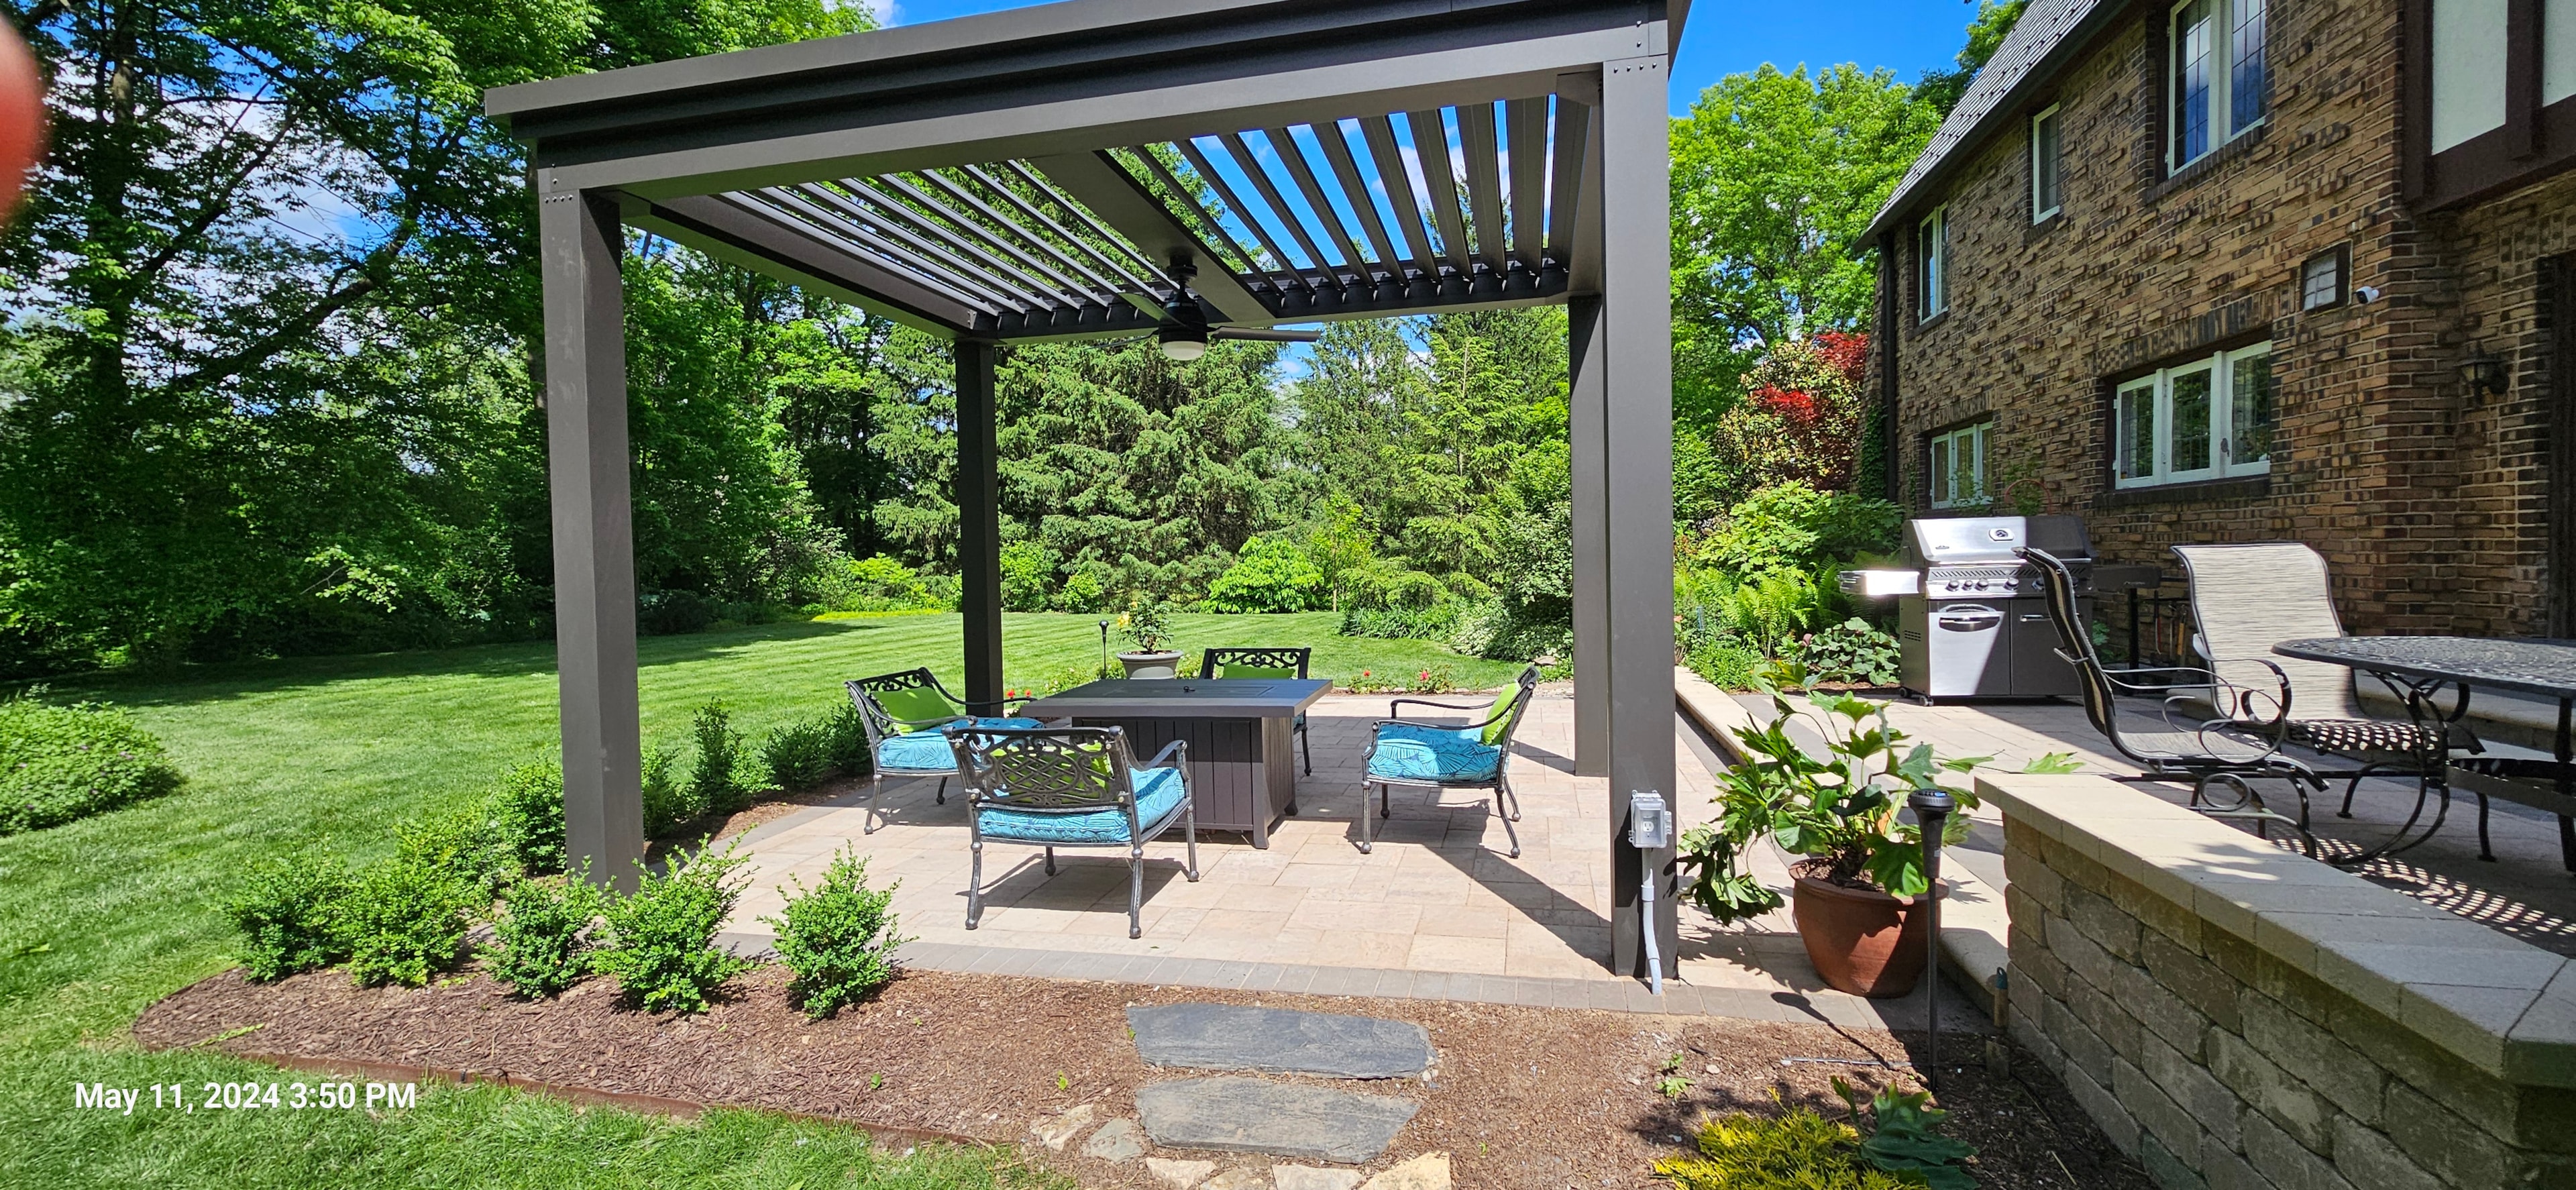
[1862,0,2576,637]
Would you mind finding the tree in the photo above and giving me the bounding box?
[991,337,1293,608]
[1667,65,1937,435]
[0,0,872,668]
[1916,1,2031,117]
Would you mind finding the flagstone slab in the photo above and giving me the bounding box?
[1128,1004,1431,1079]
[1136,1077,1419,1163]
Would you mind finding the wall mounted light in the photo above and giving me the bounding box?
[2461,348,2508,398]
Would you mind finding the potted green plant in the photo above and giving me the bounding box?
[1115,600,1183,679]
[1677,660,1985,997]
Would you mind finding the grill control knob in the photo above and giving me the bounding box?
[1974,580,1989,590]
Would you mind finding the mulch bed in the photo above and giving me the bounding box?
[138,964,2150,1189]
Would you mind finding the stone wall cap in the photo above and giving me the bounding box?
[1979,771,2576,1087]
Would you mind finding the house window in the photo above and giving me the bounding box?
[2114,341,2277,488]
[1929,421,1989,509]
[1917,207,1947,320]
[2300,246,2348,311]
[2170,0,2267,171]
[2031,105,2063,221]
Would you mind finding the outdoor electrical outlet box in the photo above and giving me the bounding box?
[1627,790,1672,850]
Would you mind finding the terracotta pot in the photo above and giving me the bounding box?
[1117,650,1184,680]
[1790,875,1945,998]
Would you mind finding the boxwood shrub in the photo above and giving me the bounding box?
[762,847,908,1018]
[0,694,184,834]
[594,841,751,1013]
[225,852,356,981]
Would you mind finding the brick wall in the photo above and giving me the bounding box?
[1867,0,2570,635]
[2002,816,2574,1189]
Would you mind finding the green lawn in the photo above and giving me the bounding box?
[0,612,1503,1187]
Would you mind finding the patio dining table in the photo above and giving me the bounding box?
[2272,636,2576,871]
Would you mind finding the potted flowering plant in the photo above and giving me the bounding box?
[1677,659,1985,997]
[1115,600,1183,679]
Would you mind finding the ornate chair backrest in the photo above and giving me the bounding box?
[1199,647,1313,680]
[844,667,960,752]
[2022,547,2127,745]
[945,726,1140,820]
[2173,543,2363,721]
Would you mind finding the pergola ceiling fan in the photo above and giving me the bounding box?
[1144,256,1319,361]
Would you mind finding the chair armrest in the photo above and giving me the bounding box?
[2200,656,2294,728]
[959,695,1032,714]
[889,712,971,729]
[1389,696,1496,719]
[1143,739,1187,770]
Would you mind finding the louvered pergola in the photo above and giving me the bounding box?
[487,0,1686,978]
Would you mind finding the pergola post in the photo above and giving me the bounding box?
[1568,293,1610,777]
[539,182,645,893]
[1600,53,1678,979]
[955,339,1006,708]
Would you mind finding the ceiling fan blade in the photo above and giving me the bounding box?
[1210,327,1322,343]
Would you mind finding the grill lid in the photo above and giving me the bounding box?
[1902,515,2092,568]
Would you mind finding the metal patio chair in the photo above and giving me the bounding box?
[2174,543,2485,858]
[1199,646,1315,775]
[2021,547,2320,854]
[843,667,1039,834]
[1356,666,1540,857]
[945,724,1199,938]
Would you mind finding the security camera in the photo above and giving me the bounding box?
[2353,286,2382,304]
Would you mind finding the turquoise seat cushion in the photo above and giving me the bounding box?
[976,765,1187,845]
[1368,722,1503,783]
[875,716,1042,772]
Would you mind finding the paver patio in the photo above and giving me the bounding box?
[722,673,2576,1026]
[721,685,1914,1023]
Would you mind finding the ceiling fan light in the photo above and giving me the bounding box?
[1157,325,1208,362]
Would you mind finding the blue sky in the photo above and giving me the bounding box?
[867,1,1979,115]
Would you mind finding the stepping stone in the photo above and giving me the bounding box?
[1137,1077,1419,1164]
[1083,1117,1146,1162]
[1360,1153,1450,1190]
[1147,1157,1216,1188]
[1274,1166,1363,1190]
[1128,1004,1432,1079]
[1031,1103,1094,1150]
[1203,1171,1271,1190]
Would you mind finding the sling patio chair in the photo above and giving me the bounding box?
[1356,665,1540,857]
[945,724,1199,938]
[843,667,1040,835]
[1199,646,1315,775]
[2174,542,2486,859]
[2021,547,2321,855]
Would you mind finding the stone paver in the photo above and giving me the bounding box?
[1202,1169,1271,1190]
[1146,1157,1216,1188]
[1083,1116,1146,1161]
[1359,1152,1450,1190]
[1273,1167,1363,1190]
[1129,1004,1430,1079]
[1136,1077,1419,1163]
[1030,1102,1093,1150]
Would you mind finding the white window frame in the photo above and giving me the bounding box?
[2031,105,2063,222]
[1929,421,1990,509]
[2112,340,2277,489]
[2168,0,2268,172]
[1917,206,1947,320]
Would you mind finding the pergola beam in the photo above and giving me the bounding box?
[1028,150,1273,323]
[512,30,1643,200]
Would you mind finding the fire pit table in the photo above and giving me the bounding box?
[1018,678,1328,849]
[2272,636,2576,870]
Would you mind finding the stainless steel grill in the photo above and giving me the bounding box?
[1841,515,2098,702]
